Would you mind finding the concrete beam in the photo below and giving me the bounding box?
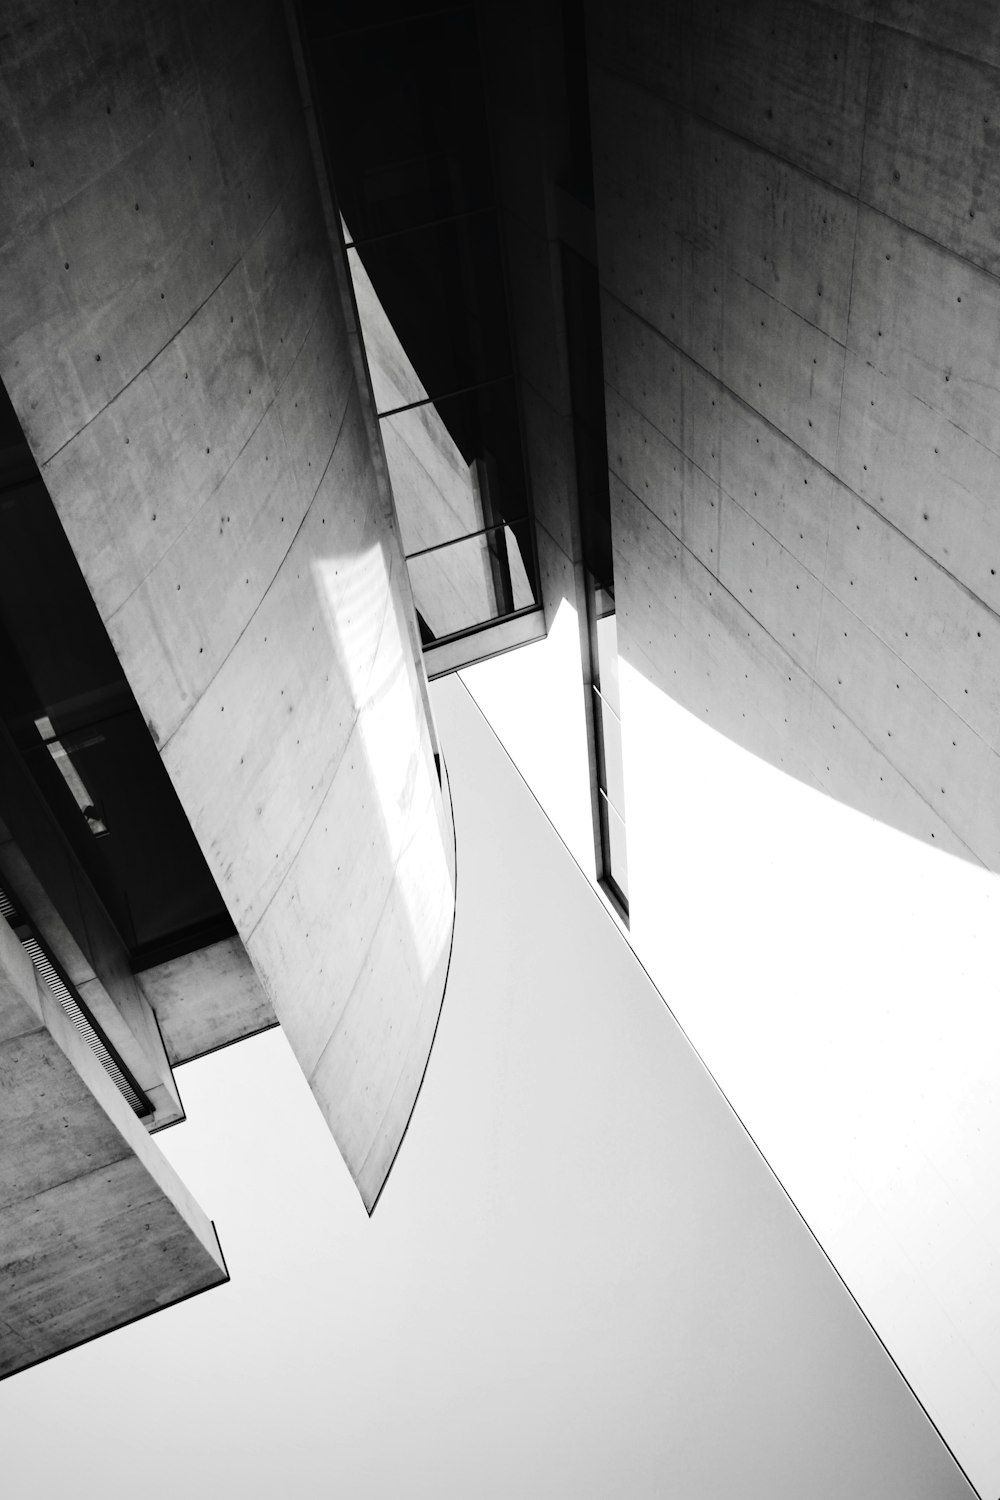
[138,937,276,1067]
[0,916,226,1377]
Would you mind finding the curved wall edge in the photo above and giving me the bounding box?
[0,0,455,1209]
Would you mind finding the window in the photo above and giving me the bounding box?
[344,232,539,646]
[587,575,629,918]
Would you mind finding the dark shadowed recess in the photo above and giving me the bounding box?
[295,0,539,608]
[0,379,234,969]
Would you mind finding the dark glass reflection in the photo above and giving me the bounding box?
[303,6,492,242]
[354,216,513,402]
[564,244,613,587]
[299,0,539,645]
[598,791,629,904]
[587,573,629,917]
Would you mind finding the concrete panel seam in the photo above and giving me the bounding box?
[37,252,243,467]
[873,15,1000,77]
[81,262,337,623]
[519,367,573,421]
[612,466,987,860]
[155,367,357,756]
[29,170,309,471]
[0,1146,156,1218]
[534,513,581,570]
[851,332,1000,471]
[717,485,998,752]
[603,298,1000,629]
[845,211,1000,317]
[850,197,1000,310]
[728,268,849,350]
[621,452,998,767]
[241,557,399,947]
[836,10,876,456]
[595,55,1000,299]
[592,60,866,205]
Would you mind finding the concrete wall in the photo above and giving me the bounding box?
[0,0,455,1210]
[590,0,1000,868]
[585,3,1000,1487]
[0,908,226,1376]
[138,936,276,1068]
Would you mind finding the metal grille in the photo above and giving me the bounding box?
[0,880,152,1118]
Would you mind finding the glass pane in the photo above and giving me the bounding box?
[599,791,629,904]
[564,245,613,584]
[308,10,493,242]
[596,608,620,715]
[505,525,535,611]
[350,216,513,400]
[407,525,536,642]
[380,382,528,554]
[383,403,485,554]
[593,685,625,818]
[348,245,427,415]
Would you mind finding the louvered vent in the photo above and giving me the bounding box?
[0,880,151,1118]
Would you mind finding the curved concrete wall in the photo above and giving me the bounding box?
[0,0,455,1209]
[590,0,1000,871]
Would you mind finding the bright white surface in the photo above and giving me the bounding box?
[621,657,1000,1497]
[463,596,596,878]
[0,673,973,1499]
[464,617,1000,1497]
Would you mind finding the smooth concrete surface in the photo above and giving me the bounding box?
[138,936,276,1067]
[0,912,227,1377]
[589,0,1000,866]
[0,0,455,1211]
